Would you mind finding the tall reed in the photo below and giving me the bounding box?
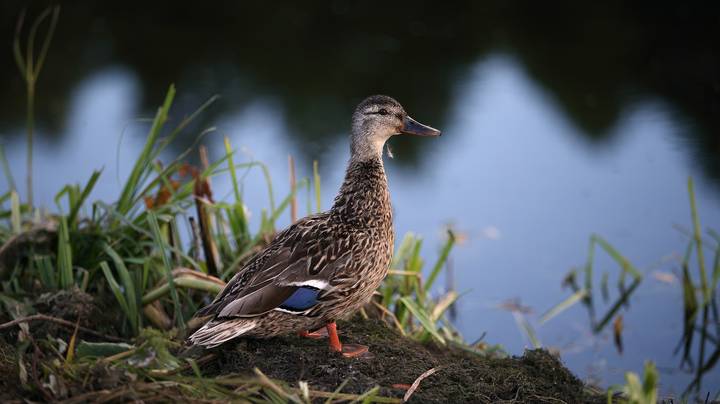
[13,6,60,207]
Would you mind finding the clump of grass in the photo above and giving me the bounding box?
[371,230,493,354]
[606,361,659,404]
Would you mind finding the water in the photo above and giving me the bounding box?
[1,2,719,396]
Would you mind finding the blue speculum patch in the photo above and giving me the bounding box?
[280,287,320,311]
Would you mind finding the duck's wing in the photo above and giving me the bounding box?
[194,214,351,319]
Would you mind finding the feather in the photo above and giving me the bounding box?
[278,287,320,312]
[218,284,297,317]
[286,279,328,289]
[188,319,257,348]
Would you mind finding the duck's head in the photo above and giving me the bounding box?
[350,95,440,160]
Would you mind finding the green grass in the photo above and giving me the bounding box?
[607,361,659,404]
[375,231,468,348]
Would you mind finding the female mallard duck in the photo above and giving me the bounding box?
[189,95,440,357]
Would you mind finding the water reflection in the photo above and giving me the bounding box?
[2,68,144,205]
[1,2,718,183]
[1,2,720,396]
[438,56,720,393]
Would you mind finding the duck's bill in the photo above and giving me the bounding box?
[401,116,442,137]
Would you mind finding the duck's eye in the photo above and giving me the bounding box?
[377,109,389,116]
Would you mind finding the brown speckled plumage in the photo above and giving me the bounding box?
[189,95,440,349]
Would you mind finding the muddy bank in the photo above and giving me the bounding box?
[201,318,602,403]
[0,287,602,402]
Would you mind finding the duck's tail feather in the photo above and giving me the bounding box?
[188,319,257,348]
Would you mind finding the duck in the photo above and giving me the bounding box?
[188,95,441,357]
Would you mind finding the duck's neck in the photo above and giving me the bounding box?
[330,155,392,229]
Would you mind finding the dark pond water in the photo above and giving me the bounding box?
[1,1,719,396]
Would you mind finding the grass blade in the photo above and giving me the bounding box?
[584,237,596,298]
[0,144,16,192]
[678,244,697,362]
[688,177,710,304]
[400,296,445,344]
[431,291,459,322]
[512,311,541,348]
[32,256,56,289]
[426,230,455,291]
[593,278,642,333]
[224,137,242,203]
[100,261,131,329]
[591,235,642,280]
[102,243,138,333]
[10,191,21,234]
[256,178,308,244]
[142,275,224,305]
[56,216,73,289]
[539,289,589,325]
[148,211,185,329]
[69,169,102,226]
[712,244,720,293]
[117,85,175,216]
[313,160,321,213]
[288,155,297,224]
[14,7,61,207]
[306,177,312,216]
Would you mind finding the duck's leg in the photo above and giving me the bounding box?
[326,322,369,358]
[297,327,328,339]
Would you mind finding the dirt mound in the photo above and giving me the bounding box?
[202,318,601,403]
[0,288,601,402]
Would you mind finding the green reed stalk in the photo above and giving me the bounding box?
[688,177,710,303]
[0,145,16,192]
[313,160,321,213]
[13,7,60,207]
[224,137,242,203]
[10,191,21,234]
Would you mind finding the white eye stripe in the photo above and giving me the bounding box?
[363,105,397,115]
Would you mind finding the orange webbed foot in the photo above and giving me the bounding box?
[325,322,372,358]
[298,327,329,339]
[339,343,370,358]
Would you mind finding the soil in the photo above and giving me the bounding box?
[0,288,126,402]
[0,338,19,400]
[0,288,603,403]
[201,318,603,403]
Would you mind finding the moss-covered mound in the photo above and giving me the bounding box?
[0,287,601,402]
[202,318,601,403]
